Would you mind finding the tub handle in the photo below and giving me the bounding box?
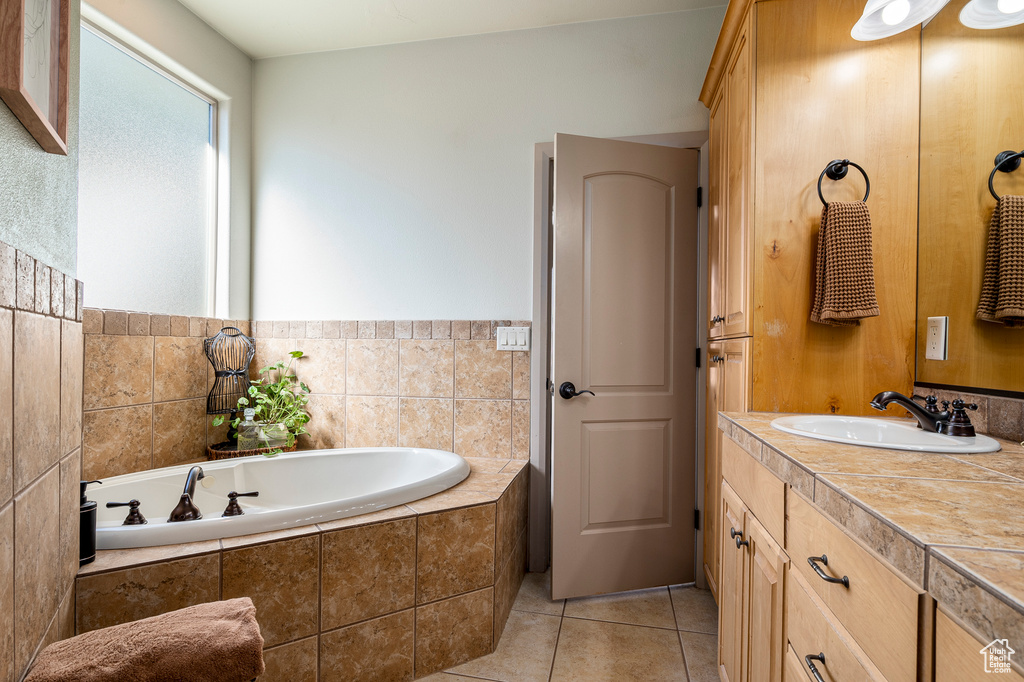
[106,499,147,525]
[223,491,260,517]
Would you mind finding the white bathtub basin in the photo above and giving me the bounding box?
[770,415,1001,453]
[92,447,470,549]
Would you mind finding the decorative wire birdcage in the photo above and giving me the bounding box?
[204,327,256,438]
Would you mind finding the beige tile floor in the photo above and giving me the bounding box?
[422,572,719,682]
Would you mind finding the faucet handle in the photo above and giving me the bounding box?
[106,499,147,525]
[223,491,259,517]
[938,399,979,437]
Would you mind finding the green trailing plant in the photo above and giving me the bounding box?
[213,351,311,455]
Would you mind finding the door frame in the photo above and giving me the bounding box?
[529,131,710,576]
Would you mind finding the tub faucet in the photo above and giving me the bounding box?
[869,391,950,433]
[168,466,205,522]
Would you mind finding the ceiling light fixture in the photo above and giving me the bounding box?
[960,0,1024,28]
[852,0,952,40]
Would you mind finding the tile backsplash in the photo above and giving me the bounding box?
[82,313,531,479]
[0,242,83,680]
[914,385,1024,443]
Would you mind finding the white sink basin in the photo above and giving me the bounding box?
[770,415,1001,453]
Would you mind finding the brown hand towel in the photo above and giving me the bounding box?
[24,598,264,682]
[977,195,1024,328]
[810,201,880,326]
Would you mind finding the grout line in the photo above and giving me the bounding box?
[679,629,692,682]
[668,584,681,631]
[548,608,564,682]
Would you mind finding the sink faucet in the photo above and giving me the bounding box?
[168,466,205,522]
[870,391,949,432]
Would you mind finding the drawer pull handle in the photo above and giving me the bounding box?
[805,652,827,682]
[808,555,850,588]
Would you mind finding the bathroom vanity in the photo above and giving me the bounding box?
[716,412,1024,681]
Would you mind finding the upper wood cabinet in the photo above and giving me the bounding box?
[700,0,919,415]
[707,8,753,340]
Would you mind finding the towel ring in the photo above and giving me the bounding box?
[817,159,870,206]
[988,150,1024,201]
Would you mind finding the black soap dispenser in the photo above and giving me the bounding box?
[79,480,102,566]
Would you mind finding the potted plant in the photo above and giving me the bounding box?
[211,351,311,457]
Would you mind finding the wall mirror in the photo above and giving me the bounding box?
[917,0,1024,396]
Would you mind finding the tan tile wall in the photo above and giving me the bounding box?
[80,309,252,480]
[251,320,532,461]
[75,461,529,680]
[82,316,532,480]
[0,243,84,681]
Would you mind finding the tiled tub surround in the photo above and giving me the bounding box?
[913,384,1024,443]
[0,243,85,680]
[75,458,528,681]
[81,309,252,480]
[719,412,1024,659]
[81,312,531,479]
[250,319,531,460]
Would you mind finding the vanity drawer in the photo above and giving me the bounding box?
[786,567,887,682]
[935,608,1024,681]
[721,435,785,542]
[784,644,812,682]
[787,491,921,682]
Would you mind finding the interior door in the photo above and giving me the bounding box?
[551,133,699,599]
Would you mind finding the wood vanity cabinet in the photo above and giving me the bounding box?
[935,609,1024,682]
[719,439,788,682]
[704,338,750,600]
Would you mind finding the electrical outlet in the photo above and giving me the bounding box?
[926,316,948,361]
[495,326,530,351]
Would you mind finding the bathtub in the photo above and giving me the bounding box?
[91,447,470,549]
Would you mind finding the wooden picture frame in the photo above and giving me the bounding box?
[0,0,69,155]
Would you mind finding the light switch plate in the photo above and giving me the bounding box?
[496,326,530,351]
[926,316,948,361]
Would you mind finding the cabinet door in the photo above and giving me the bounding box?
[719,480,746,682]
[723,10,753,339]
[744,513,788,682]
[703,343,724,599]
[708,85,727,339]
[721,338,750,415]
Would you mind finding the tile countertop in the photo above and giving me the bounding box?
[720,411,1024,647]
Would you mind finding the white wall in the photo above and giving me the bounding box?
[253,8,726,320]
[82,0,253,319]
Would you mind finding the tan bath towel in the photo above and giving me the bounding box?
[25,598,264,682]
[977,195,1024,328]
[810,201,880,326]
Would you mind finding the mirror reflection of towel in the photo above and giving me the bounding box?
[977,195,1024,328]
[811,201,880,327]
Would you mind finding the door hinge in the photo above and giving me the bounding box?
[697,186,703,208]
[696,347,702,368]
[694,508,701,530]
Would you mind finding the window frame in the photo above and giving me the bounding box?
[80,18,221,316]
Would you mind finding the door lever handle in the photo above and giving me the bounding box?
[559,381,595,400]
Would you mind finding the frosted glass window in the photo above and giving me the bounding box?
[78,26,215,317]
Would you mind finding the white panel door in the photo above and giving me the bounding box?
[551,133,699,599]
